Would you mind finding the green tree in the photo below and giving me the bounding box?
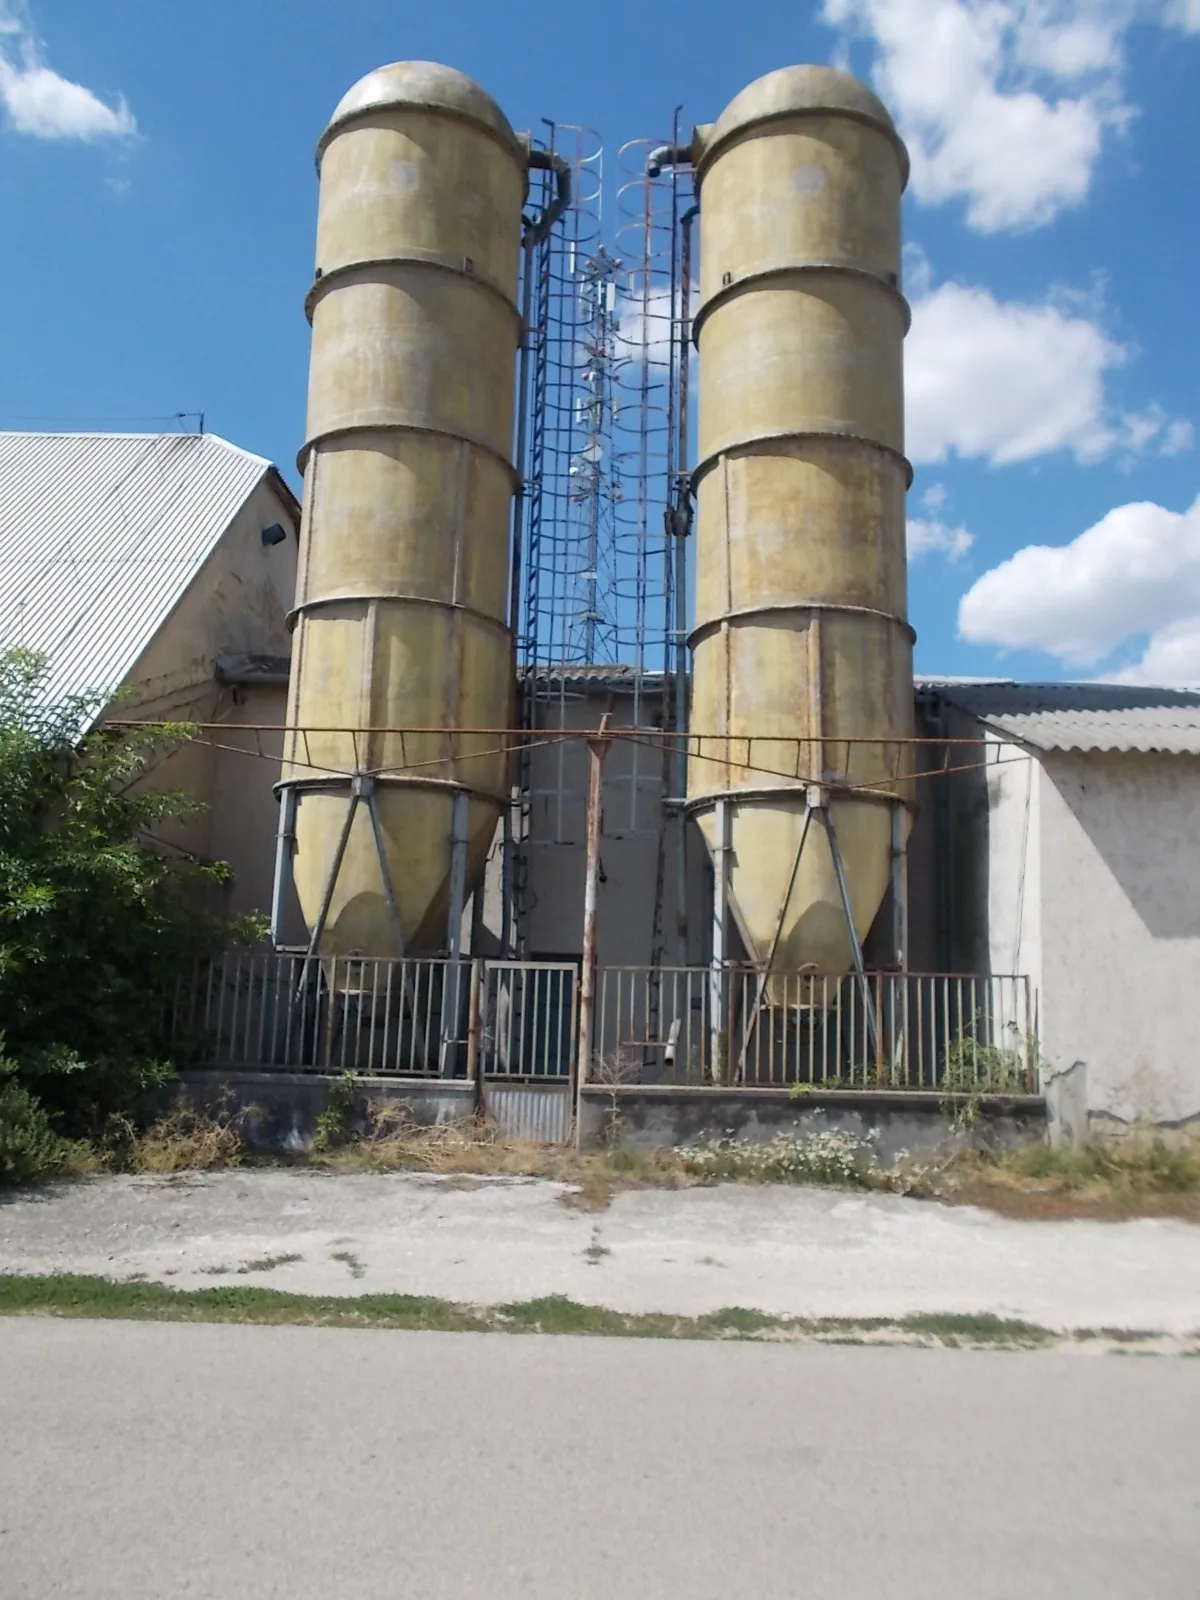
[0,648,256,1169]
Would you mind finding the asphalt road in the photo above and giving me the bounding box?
[2,1319,1198,1598]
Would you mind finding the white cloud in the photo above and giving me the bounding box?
[823,0,1195,232]
[0,2,135,141]
[958,491,1200,683]
[906,273,1191,466]
[908,515,974,560]
[1163,419,1196,458]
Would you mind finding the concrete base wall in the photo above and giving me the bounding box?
[169,1072,478,1152]
[170,1071,1045,1160]
[579,1085,1046,1161]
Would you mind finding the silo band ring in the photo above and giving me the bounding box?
[685,785,914,811]
[304,252,521,325]
[692,261,911,341]
[287,593,511,635]
[689,601,915,649]
[275,774,510,807]
[690,431,913,490]
[694,105,910,187]
[297,422,520,488]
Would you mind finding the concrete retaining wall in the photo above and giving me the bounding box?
[579,1085,1046,1161]
[170,1071,1046,1158]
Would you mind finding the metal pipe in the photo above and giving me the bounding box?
[525,148,571,245]
[709,798,730,1083]
[270,785,298,948]
[503,146,572,959]
[672,203,698,963]
[646,142,693,177]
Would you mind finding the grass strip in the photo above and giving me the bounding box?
[0,1273,1062,1347]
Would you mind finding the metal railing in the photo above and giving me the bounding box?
[173,951,577,1082]
[172,953,1037,1094]
[172,952,472,1077]
[591,968,1038,1092]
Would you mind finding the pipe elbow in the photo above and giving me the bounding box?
[646,143,693,178]
[525,148,572,245]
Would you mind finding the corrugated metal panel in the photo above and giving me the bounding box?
[485,1084,571,1143]
[0,431,273,720]
[919,679,1200,757]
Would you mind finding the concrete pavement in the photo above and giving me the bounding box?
[2,1170,1199,1332]
[2,1317,1198,1599]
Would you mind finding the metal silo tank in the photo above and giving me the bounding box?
[282,62,525,955]
[687,66,914,981]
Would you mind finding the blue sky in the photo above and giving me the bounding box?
[1,0,1198,682]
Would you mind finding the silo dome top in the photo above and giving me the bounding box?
[696,65,909,185]
[318,61,522,162]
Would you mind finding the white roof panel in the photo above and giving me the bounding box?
[0,431,273,717]
[917,678,1200,756]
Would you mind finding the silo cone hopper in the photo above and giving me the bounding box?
[686,65,915,997]
[279,62,531,957]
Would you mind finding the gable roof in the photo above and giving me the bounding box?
[918,678,1200,756]
[0,431,292,714]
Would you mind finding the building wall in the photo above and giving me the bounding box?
[982,731,1042,993]
[102,476,299,921]
[1037,750,1200,1124]
[207,683,303,931]
[521,690,710,967]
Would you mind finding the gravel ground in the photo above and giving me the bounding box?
[3,1169,1199,1331]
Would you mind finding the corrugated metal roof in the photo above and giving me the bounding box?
[917,678,1200,756]
[0,431,273,719]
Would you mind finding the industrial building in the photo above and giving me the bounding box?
[0,429,300,921]
[3,61,1198,1141]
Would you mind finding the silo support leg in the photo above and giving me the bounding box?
[440,791,471,1076]
[365,789,406,959]
[736,801,815,1081]
[820,807,880,1066]
[889,801,909,1079]
[305,790,360,959]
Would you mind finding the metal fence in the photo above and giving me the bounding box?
[592,967,1038,1091]
[172,952,472,1077]
[172,952,1036,1094]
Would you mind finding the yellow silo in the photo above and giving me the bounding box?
[687,66,914,979]
[281,62,526,955]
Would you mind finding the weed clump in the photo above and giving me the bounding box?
[674,1129,885,1188]
[124,1093,254,1174]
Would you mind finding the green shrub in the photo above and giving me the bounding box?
[0,1063,76,1184]
[0,648,260,1175]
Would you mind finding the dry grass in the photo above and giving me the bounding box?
[124,1093,254,1175]
[933,1137,1200,1221]
[58,1091,1200,1224]
[317,1099,686,1210]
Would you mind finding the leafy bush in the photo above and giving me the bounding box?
[0,1051,82,1184]
[0,648,258,1178]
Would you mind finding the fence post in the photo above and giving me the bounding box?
[467,958,485,1117]
[575,721,610,1143]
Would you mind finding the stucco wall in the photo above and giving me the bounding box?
[102,475,299,918]
[208,683,298,928]
[1038,750,1200,1123]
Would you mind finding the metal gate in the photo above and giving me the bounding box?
[479,960,578,1142]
